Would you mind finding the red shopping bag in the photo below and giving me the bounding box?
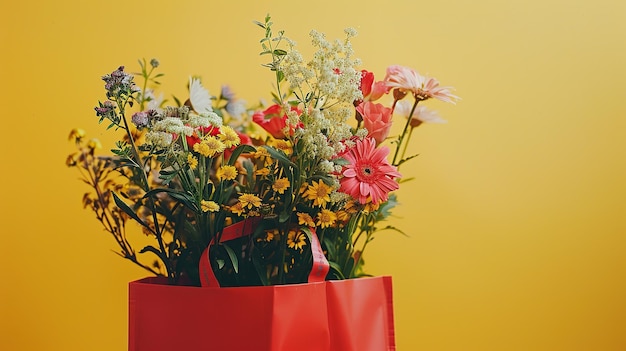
[128,275,395,351]
[128,219,396,350]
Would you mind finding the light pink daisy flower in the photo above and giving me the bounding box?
[339,138,402,205]
[395,100,447,128]
[384,65,459,104]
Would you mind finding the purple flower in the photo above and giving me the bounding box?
[101,66,136,97]
[94,100,116,120]
[132,111,150,129]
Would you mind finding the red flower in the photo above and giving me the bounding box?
[339,138,401,205]
[356,101,393,145]
[252,104,302,139]
[185,125,219,149]
[358,70,389,103]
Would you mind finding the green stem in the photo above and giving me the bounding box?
[398,127,415,170]
[118,97,173,280]
[392,97,419,166]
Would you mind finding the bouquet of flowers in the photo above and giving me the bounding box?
[67,15,458,287]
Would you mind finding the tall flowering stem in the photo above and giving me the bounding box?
[98,66,174,281]
[391,95,420,168]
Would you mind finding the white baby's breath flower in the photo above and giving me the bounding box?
[201,111,223,127]
[318,160,335,173]
[330,191,351,204]
[181,125,195,136]
[344,27,357,37]
[187,112,211,128]
[154,117,185,134]
[145,131,173,148]
[355,128,368,138]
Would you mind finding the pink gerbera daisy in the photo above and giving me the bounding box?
[339,138,402,204]
[384,65,459,104]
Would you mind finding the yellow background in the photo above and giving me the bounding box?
[2,0,625,350]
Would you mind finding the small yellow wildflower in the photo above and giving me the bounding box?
[194,137,225,157]
[229,202,245,216]
[201,200,220,212]
[267,139,293,156]
[204,137,226,156]
[218,125,240,148]
[297,212,316,227]
[363,200,381,214]
[238,193,262,209]
[316,209,337,228]
[272,177,290,194]
[217,165,238,181]
[336,209,350,222]
[68,128,86,141]
[257,229,278,242]
[287,229,307,251]
[65,154,78,167]
[305,180,332,207]
[193,142,210,157]
[255,167,270,176]
[254,146,273,166]
[87,138,102,150]
[344,200,360,214]
[187,154,198,170]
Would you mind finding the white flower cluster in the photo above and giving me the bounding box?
[282,28,363,165]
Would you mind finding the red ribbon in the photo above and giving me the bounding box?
[199,218,329,287]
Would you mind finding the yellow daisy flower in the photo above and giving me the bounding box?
[193,142,210,157]
[272,177,290,194]
[229,202,245,216]
[68,128,86,141]
[87,138,102,150]
[363,200,381,213]
[187,154,198,170]
[305,180,332,207]
[194,137,225,157]
[218,125,240,148]
[336,209,350,222]
[316,209,337,228]
[257,229,278,242]
[200,200,220,212]
[238,193,262,209]
[217,165,238,181]
[255,167,270,176]
[287,229,307,251]
[297,212,316,227]
[253,146,273,166]
[267,139,293,156]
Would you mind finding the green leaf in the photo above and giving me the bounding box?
[221,243,239,274]
[264,146,295,168]
[143,188,198,212]
[328,261,346,280]
[227,144,256,166]
[378,225,409,237]
[251,249,270,286]
[272,49,287,56]
[243,159,255,189]
[322,236,336,258]
[112,192,150,229]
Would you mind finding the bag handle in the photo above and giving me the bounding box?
[199,218,330,287]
